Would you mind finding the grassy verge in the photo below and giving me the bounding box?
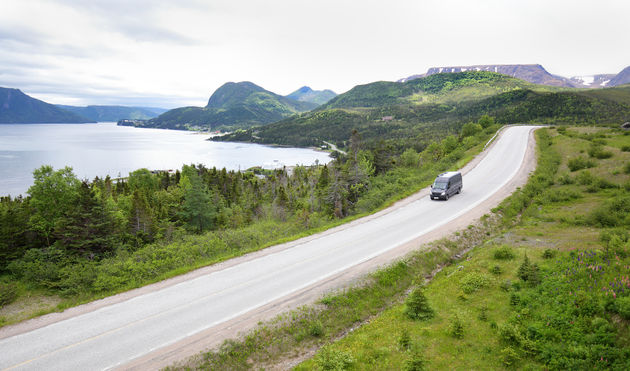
[296,126,630,370]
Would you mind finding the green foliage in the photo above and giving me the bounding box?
[398,329,411,350]
[542,249,556,259]
[448,313,464,338]
[567,156,596,171]
[490,265,502,275]
[403,350,426,371]
[517,254,540,286]
[404,286,434,320]
[0,282,17,307]
[478,114,495,129]
[624,162,630,174]
[587,195,630,227]
[459,272,491,294]
[493,245,515,260]
[588,143,614,159]
[616,297,630,319]
[500,346,520,367]
[461,122,483,137]
[315,346,354,370]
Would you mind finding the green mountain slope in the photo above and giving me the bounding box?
[286,86,337,105]
[215,72,630,148]
[132,82,318,130]
[0,87,94,124]
[56,105,167,122]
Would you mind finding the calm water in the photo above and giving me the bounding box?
[0,122,331,197]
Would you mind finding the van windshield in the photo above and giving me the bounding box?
[433,181,448,190]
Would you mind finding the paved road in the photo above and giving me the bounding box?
[0,126,537,370]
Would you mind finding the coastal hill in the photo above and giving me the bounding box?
[215,71,630,148]
[0,87,94,124]
[286,86,337,105]
[56,105,167,122]
[124,81,319,130]
[399,64,630,89]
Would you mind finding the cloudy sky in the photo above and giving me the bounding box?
[1,0,629,108]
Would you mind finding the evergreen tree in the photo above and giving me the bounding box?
[404,286,434,320]
[180,172,216,233]
[54,182,117,257]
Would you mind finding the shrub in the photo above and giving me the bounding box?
[0,282,18,307]
[490,265,502,275]
[309,320,324,337]
[500,279,512,292]
[576,170,596,185]
[542,188,582,203]
[624,162,630,175]
[404,287,434,320]
[510,293,521,306]
[542,249,556,259]
[616,297,630,319]
[459,272,491,294]
[588,144,613,159]
[588,196,630,227]
[517,254,541,286]
[403,350,426,371]
[315,346,354,370]
[621,145,630,152]
[493,246,515,260]
[501,346,520,367]
[557,173,574,185]
[567,156,595,172]
[478,305,489,321]
[398,329,411,350]
[448,314,464,338]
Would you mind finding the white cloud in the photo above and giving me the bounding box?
[1,0,628,107]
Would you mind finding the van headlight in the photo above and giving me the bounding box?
[441,191,445,195]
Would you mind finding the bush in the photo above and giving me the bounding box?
[616,297,630,319]
[459,272,491,294]
[490,265,502,275]
[493,246,515,260]
[542,249,556,259]
[501,346,520,367]
[309,320,324,337]
[404,287,434,320]
[403,350,426,371]
[448,314,464,338]
[624,162,630,175]
[588,196,630,227]
[398,329,411,350]
[621,145,630,152]
[315,346,354,370]
[517,255,541,286]
[588,144,613,159]
[0,282,17,307]
[567,156,596,172]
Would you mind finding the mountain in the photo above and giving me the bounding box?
[215,71,630,148]
[0,87,94,124]
[286,86,337,105]
[399,64,630,89]
[56,105,168,122]
[126,81,318,130]
[608,66,630,87]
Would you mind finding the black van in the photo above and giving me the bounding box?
[430,171,462,200]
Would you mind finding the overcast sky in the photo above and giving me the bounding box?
[1,0,629,108]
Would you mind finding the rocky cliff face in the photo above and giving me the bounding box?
[608,66,630,87]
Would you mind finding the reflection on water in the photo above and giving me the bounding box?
[0,122,331,196]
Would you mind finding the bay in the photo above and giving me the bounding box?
[0,122,331,197]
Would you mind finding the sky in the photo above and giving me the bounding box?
[1,0,629,108]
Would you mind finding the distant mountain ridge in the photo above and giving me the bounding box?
[125,81,320,130]
[399,64,630,88]
[0,87,94,124]
[286,86,337,105]
[56,105,168,122]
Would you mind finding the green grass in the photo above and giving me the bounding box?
[294,126,630,370]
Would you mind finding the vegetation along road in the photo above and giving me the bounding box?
[0,126,538,370]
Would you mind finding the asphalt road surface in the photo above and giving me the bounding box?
[0,126,537,370]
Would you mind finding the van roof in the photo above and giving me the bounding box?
[438,171,461,178]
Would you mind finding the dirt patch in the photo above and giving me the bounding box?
[0,294,62,325]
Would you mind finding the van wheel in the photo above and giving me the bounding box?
[457,187,461,194]
[445,193,449,200]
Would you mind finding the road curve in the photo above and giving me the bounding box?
[0,126,538,371]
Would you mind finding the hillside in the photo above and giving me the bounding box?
[127,81,318,130]
[400,64,630,89]
[56,105,167,122]
[286,86,337,105]
[215,72,630,149]
[0,87,94,124]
